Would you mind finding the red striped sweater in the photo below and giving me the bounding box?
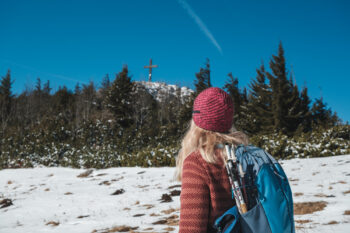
[179,149,235,233]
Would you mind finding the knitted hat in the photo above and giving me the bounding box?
[192,87,234,133]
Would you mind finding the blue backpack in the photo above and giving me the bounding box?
[214,145,295,233]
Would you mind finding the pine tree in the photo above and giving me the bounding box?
[311,97,339,129]
[194,58,211,97]
[224,73,241,112]
[106,65,135,128]
[266,42,304,135]
[248,64,274,134]
[296,86,312,133]
[100,74,110,99]
[223,73,248,131]
[0,69,14,130]
[43,80,52,95]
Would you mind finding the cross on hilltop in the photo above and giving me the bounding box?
[144,59,158,82]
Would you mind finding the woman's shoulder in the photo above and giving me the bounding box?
[183,150,207,171]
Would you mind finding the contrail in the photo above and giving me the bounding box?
[178,0,223,55]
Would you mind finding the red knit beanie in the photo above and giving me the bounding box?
[192,87,234,133]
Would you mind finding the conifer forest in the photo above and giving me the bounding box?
[0,43,349,169]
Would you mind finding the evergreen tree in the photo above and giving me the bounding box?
[266,42,304,135]
[296,86,312,133]
[311,97,339,129]
[106,65,135,128]
[0,70,14,130]
[43,80,52,95]
[224,73,241,112]
[223,73,248,131]
[194,58,211,97]
[100,74,110,100]
[248,64,274,134]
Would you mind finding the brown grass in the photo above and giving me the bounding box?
[343,190,350,194]
[168,184,181,189]
[142,204,154,209]
[338,180,347,184]
[325,221,338,225]
[161,208,178,215]
[294,192,303,197]
[344,210,350,215]
[295,219,312,224]
[289,178,299,182]
[294,201,327,215]
[133,214,145,217]
[44,188,50,191]
[96,173,108,176]
[46,221,59,226]
[99,181,111,186]
[64,192,73,195]
[314,193,327,197]
[7,180,12,184]
[102,225,138,232]
[77,169,93,178]
[152,214,179,226]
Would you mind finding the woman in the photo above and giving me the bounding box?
[176,87,248,233]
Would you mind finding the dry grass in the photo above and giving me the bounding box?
[77,169,93,178]
[99,180,111,186]
[96,173,108,176]
[344,210,350,215]
[295,219,312,224]
[152,214,179,226]
[161,208,178,215]
[294,192,303,197]
[289,178,299,182]
[168,184,181,189]
[325,221,338,225]
[7,180,13,184]
[314,193,328,197]
[343,190,350,194]
[132,214,145,217]
[44,188,50,191]
[46,221,59,226]
[64,192,73,195]
[101,225,138,232]
[141,204,154,209]
[294,201,327,215]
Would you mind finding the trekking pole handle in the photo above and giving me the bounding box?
[225,144,248,214]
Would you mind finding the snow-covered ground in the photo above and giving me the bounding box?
[1,155,350,233]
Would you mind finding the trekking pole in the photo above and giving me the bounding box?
[225,144,248,214]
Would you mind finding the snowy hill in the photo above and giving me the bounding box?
[135,81,193,102]
[1,155,350,233]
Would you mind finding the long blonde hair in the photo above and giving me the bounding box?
[175,119,248,181]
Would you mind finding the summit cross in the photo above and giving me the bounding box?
[144,58,158,82]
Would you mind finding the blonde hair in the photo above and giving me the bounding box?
[175,119,248,181]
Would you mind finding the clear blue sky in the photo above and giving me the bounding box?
[1,0,349,122]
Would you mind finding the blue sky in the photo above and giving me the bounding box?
[0,0,349,122]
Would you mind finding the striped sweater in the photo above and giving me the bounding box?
[179,149,235,233]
